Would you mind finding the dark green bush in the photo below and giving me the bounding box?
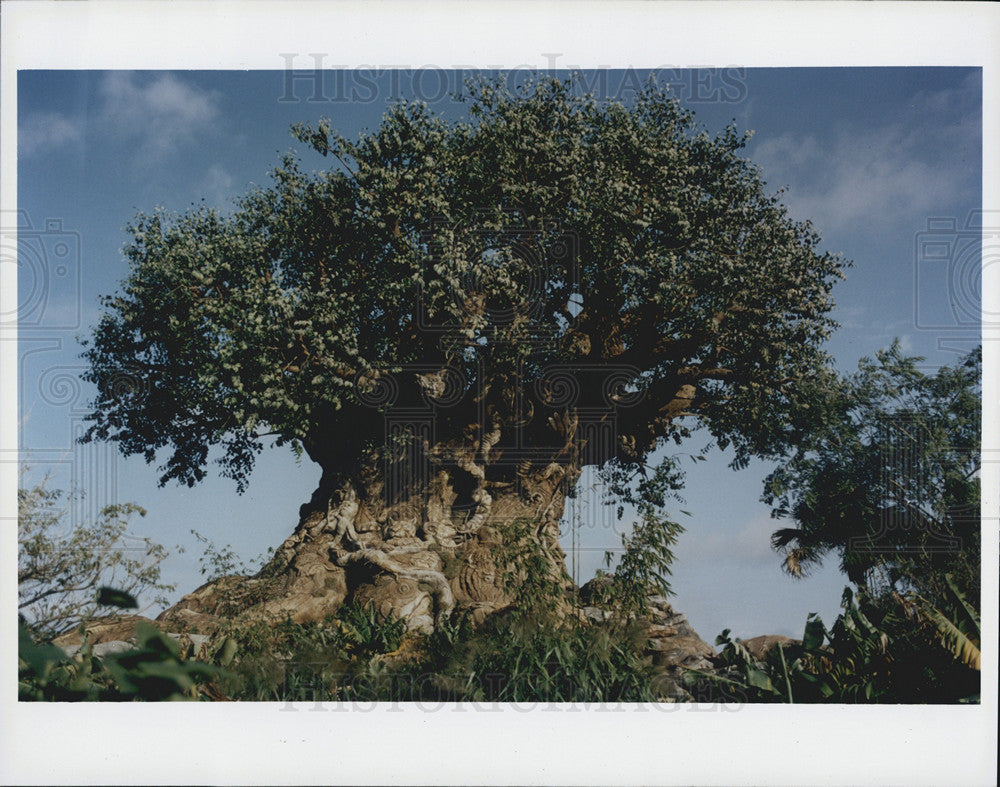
[18,620,226,702]
[684,584,980,704]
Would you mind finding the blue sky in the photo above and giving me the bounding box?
[16,67,982,641]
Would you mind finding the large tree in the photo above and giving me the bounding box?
[82,76,845,631]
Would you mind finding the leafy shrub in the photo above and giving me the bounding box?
[684,584,980,704]
[18,622,113,701]
[493,518,569,616]
[207,601,406,701]
[18,474,174,641]
[604,508,683,616]
[101,622,226,700]
[338,601,406,659]
[442,613,658,703]
[18,618,226,702]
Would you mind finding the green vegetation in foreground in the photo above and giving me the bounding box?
[683,577,980,704]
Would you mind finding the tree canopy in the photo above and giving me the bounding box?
[764,342,982,605]
[82,76,845,505]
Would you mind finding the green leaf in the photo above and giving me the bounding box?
[18,623,67,677]
[745,666,776,694]
[802,614,825,651]
[217,636,239,667]
[97,586,139,609]
[923,602,981,671]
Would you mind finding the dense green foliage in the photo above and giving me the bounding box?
[210,607,659,704]
[23,582,978,704]
[422,612,659,703]
[201,606,659,704]
[764,343,981,606]
[685,582,980,704]
[604,508,684,613]
[82,75,844,513]
[18,617,224,702]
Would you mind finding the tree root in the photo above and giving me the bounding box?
[337,547,456,627]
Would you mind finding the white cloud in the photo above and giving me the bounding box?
[675,512,780,568]
[751,73,980,237]
[97,72,221,162]
[19,72,221,164]
[199,164,236,208]
[18,111,83,157]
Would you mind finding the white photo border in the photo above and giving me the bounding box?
[2,2,997,785]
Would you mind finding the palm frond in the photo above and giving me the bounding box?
[770,527,802,550]
[923,605,980,671]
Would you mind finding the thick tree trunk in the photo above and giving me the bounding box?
[161,423,582,633]
[274,450,577,631]
[158,357,641,633]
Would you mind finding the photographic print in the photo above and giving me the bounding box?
[3,3,997,785]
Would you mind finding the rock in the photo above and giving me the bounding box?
[51,613,220,662]
[60,640,135,659]
[260,592,343,625]
[52,614,158,647]
[648,635,716,667]
[639,595,717,700]
[569,583,720,701]
[740,634,801,661]
[578,575,614,606]
[54,619,216,660]
[156,604,223,634]
[579,606,611,624]
[167,632,212,648]
[647,594,674,610]
[573,582,717,671]
[93,640,136,658]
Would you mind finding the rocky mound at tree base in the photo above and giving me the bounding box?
[52,615,212,660]
[576,579,717,701]
[52,580,719,702]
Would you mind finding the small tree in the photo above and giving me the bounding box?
[764,342,981,607]
[18,474,175,641]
